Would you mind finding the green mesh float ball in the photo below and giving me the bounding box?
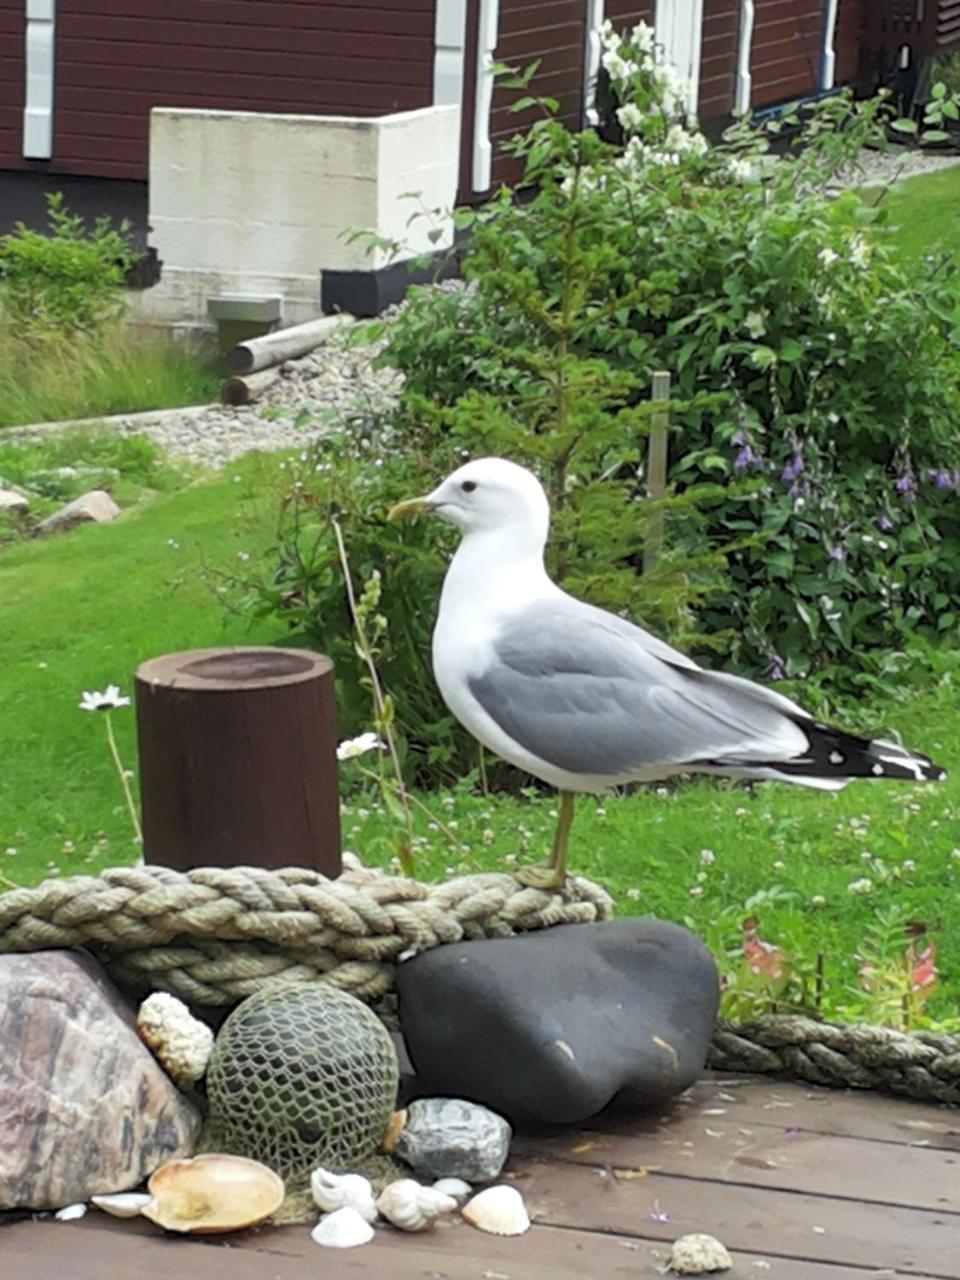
[205,982,399,1199]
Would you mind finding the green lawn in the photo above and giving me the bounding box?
[865,161,960,265]
[0,453,282,878]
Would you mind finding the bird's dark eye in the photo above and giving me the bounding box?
[461,480,477,493]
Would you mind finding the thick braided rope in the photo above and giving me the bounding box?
[0,862,613,1004]
[709,1016,960,1105]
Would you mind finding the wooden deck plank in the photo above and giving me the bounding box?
[0,1216,927,1280]
[510,1158,958,1277]
[592,1075,960,1151]
[516,1112,960,1214]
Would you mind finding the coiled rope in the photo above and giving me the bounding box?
[2,863,958,1104]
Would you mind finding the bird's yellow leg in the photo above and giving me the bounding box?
[515,792,575,889]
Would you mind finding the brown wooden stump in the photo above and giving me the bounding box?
[134,647,341,875]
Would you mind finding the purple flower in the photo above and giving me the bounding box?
[877,514,894,532]
[781,453,805,484]
[931,470,953,489]
[768,654,786,681]
[829,545,845,562]
[731,429,747,446]
[735,443,763,471]
[895,470,917,501]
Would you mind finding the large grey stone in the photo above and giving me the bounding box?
[397,919,719,1126]
[36,489,120,535]
[395,1097,511,1182]
[0,950,200,1210]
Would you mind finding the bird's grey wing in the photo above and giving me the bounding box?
[467,598,808,777]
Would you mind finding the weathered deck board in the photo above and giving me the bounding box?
[2,1075,958,1280]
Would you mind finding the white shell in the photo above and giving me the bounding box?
[91,1193,154,1218]
[375,1179,458,1232]
[310,1206,375,1248]
[54,1203,87,1222]
[310,1168,378,1223]
[461,1185,530,1236]
[137,993,214,1087]
[668,1233,733,1275]
[431,1177,472,1203]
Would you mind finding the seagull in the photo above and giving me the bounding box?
[389,457,947,888]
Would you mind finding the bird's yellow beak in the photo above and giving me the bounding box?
[387,496,436,521]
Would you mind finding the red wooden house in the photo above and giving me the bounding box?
[0,0,953,319]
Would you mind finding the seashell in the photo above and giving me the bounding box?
[431,1177,472,1203]
[668,1233,733,1275]
[310,1206,375,1248]
[137,992,214,1087]
[91,1192,154,1218]
[375,1178,458,1232]
[54,1203,87,1222]
[461,1185,530,1236]
[142,1154,284,1234]
[382,1108,407,1153]
[309,1167,378,1223]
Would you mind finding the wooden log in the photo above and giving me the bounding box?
[134,647,341,876]
[225,314,354,375]
[219,366,283,406]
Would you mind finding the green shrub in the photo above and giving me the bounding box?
[235,24,960,784]
[0,192,137,338]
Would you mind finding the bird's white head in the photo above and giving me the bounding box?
[389,457,550,546]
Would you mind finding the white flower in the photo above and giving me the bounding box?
[79,685,131,712]
[728,156,754,182]
[818,248,839,267]
[602,49,639,83]
[699,848,716,865]
[336,732,384,761]
[616,102,645,132]
[689,885,704,898]
[847,877,873,895]
[630,20,655,53]
[810,895,826,907]
[849,235,870,268]
[745,311,766,339]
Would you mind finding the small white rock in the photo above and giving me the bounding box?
[432,1177,472,1202]
[54,1203,87,1221]
[669,1233,733,1274]
[0,489,29,513]
[136,992,214,1086]
[310,1206,375,1248]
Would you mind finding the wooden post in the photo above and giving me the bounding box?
[643,370,671,576]
[134,647,341,876]
[225,315,353,375]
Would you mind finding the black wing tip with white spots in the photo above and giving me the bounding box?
[720,721,947,786]
[701,727,952,783]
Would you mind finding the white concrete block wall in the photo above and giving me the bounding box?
[136,104,459,332]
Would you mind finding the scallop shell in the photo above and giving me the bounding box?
[310,1206,375,1248]
[91,1193,154,1219]
[668,1233,733,1275]
[142,1154,284,1234]
[54,1203,87,1222]
[375,1179,458,1232]
[461,1185,530,1236]
[309,1168,378,1223]
[431,1177,472,1203]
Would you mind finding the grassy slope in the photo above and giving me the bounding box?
[0,459,282,881]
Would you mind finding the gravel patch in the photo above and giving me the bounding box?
[831,144,960,192]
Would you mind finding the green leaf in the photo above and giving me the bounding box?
[890,118,918,134]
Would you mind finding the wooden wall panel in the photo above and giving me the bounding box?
[750,0,823,107]
[833,0,865,88]
[699,0,739,119]
[488,0,587,190]
[604,0,656,32]
[0,0,435,178]
[0,0,24,170]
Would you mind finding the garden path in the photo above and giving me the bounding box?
[3,1073,958,1279]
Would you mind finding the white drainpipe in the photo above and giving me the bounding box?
[472,0,500,191]
[23,0,56,159]
[734,0,756,114]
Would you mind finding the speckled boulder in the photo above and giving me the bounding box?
[0,951,200,1209]
[397,919,719,1126]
